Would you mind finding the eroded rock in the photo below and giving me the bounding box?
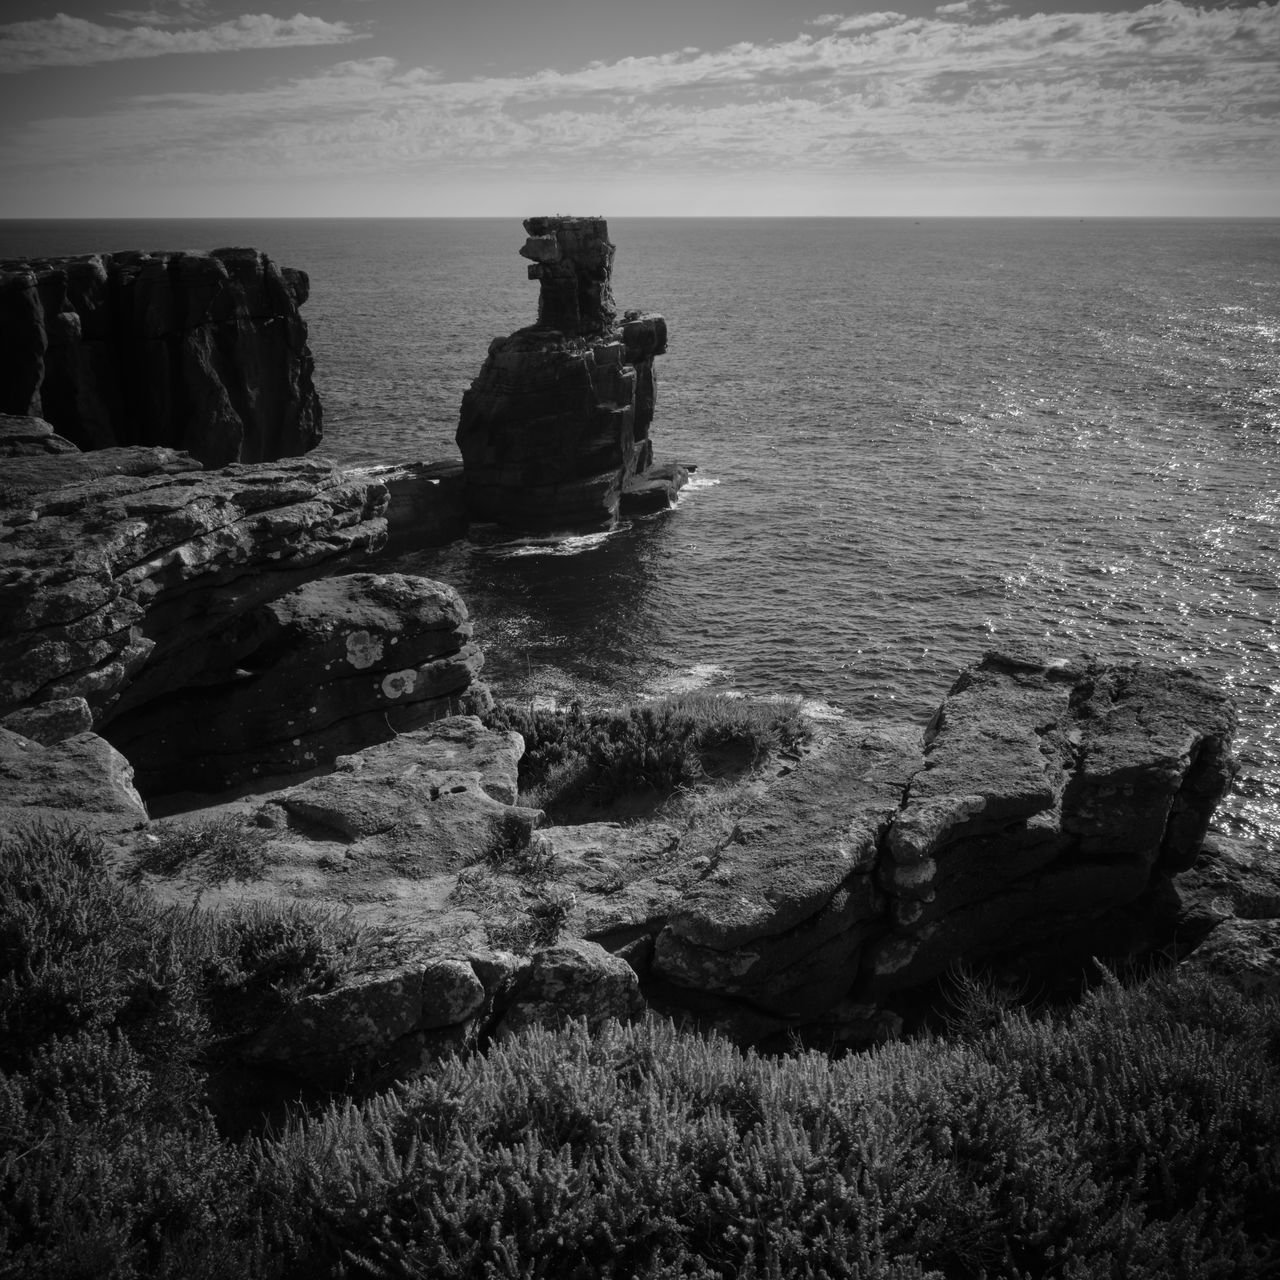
[107,572,488,794]
[456,218,676,529]
[0,248,322,466]
[0,728,147,838]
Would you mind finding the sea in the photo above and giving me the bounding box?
[3,217,1278,844]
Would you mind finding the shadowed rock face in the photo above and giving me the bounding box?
[0,248,322,467]
[456,217,673,529]
[0,449,489,799]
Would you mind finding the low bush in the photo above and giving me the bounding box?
[484,693,807,815]
[3,821,1278,1279]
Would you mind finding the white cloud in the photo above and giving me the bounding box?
[3,1,1277,194]
[0,11,366,73]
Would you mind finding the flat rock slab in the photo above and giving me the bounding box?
[652,724,921,1017]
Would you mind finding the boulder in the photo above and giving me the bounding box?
[0,412,78,456]
[495,939,646,1039]
[0,728,148,839]
[0,248,322,466]
[456,218,671,529]
[243,956,490,1085]
[106,572,488,794]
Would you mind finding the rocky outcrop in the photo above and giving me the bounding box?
[456,217,683,529]
[0,455,388,730]
[98,653,1240,1089]
[106,572,488,795]
[0,448,491,799]
[0,248,322,467]
[860,652,1237,997]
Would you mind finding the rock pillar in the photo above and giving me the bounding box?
[456,217,669,529]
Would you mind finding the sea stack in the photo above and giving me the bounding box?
[456,216,672,529]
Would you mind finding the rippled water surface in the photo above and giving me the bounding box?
[4,217,1278,839]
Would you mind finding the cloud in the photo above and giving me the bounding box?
[0,11,366,73]
[3,1,1277,194]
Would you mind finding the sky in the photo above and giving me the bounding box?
[0,0,1277,217]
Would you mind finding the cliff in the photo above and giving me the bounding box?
[0,247,322,467]
[456,216,678,529]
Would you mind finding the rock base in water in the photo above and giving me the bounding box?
[456,218,672,529]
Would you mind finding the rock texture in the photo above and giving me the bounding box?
[456,217,684,529]
[107,572,488,794]
[0,248,322,466]
[0,454,389,734]
[0,728,148,838]
[102,653,1241,1089]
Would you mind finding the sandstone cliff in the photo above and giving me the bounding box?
[0,440,484,800]
[0,248,322,466]
[456,217,678,528]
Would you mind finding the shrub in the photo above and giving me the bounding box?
[129,817,271,885]
[484,694,807,815]
[4,823,1279,1279]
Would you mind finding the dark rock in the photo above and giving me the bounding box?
[355,459,469,554]
[456,218,670,529]
[0,249,322,467]
[0,456,389,731]
[861,652,1237,995]
[496,939,646,1039]
[106,572,488,795]
[0,413,79,456]
[1184,918,1280,998]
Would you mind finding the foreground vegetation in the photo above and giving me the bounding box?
[3,823,1278,1278]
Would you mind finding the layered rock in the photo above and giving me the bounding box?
[106,572,487,794]
[456,217,682,528]
[98,653,1241,1090]
[0,454,389,733]
[0,248,322,466]
[862,652,1237,995]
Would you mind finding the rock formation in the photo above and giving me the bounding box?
[0,441,487,799]
[0,248,322,466]
[63,650,1237,1089]
[106,572,488,795]
[456,217,681,528]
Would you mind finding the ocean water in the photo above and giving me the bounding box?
[3,217,1278,842]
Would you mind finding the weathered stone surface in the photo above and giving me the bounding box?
[496,939,645,1039]
[0,456,389,733]
[351,459,468,555]
[0,249,321,467]
[243,956,489,1085]
[861,652,1238,995]
[652,725,919,1018]
[0,412,78,456]
[1184,917,1280,999]
[107,572,487,794]
[1,441,203,504]
[0,728,147,838]
[0,696,93,746]
[457,218,670,530]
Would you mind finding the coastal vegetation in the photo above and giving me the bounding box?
[482,692,809,817]
[2,822,1278,1278]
